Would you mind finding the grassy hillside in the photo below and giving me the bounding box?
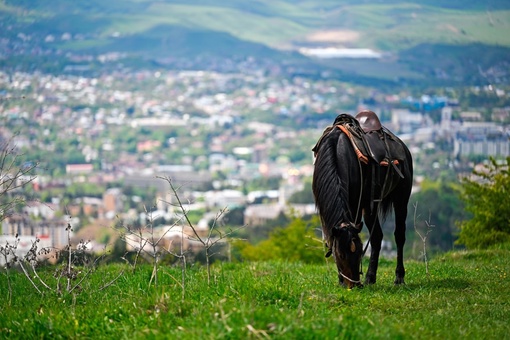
[1,247,509,338]
[3,0,510,52]
[1,1,509,85]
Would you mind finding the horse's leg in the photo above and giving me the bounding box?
[393,200,408,285]
[364,208,383,285]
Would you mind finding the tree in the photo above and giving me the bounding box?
[236,215,323,263]
[456,157,510,249]
[408,179,465,252]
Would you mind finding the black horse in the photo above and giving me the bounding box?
[312,111,413,288]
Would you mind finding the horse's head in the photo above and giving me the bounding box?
[332,222,363,288]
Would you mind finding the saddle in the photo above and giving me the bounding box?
[312,111,407,204]
[313,111,406,173]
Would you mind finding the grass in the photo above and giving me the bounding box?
[1,248,509,339]
[318,58,427,82]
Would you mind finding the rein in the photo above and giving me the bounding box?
[339,272,363,286]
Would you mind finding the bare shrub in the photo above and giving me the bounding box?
[413,202,435,279]
[1,222,124,301]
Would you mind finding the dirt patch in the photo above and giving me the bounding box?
[305,29,360,44]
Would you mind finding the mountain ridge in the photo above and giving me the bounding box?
[2,0,510,86]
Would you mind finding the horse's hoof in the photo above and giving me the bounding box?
[394,277,405,285]
[365,275,376,285]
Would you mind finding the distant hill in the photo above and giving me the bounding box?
[2,0,510,86]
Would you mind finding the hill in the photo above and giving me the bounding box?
[1,0,510,85]
[1,247,509,338]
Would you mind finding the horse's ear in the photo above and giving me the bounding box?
[350,239,356,253]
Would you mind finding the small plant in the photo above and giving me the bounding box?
[413,202,435,279]
[158,176,246,286]
[116,204,186,287]
[0,235,21,305]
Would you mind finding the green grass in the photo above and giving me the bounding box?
[318,58,427,82]
[1,248,509,339]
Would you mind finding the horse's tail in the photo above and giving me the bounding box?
[379,195,393,222]
[379,139,414,222]
[312,128,352,239]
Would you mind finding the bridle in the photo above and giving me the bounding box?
[333,143,393,286]
[331,222,364,286]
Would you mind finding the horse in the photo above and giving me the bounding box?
[312,110,413,288]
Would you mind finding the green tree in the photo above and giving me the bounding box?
[457,157,510,249]
[408,179,465,252]
[236,215,323,263]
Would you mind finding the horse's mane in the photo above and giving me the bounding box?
[312,127,353,239]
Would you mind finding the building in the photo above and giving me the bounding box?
[0,215,71,265]
[103,188,123,213]
[66,163,94,174]
[454,122,509,158]
[244,204,283,226]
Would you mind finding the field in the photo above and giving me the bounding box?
[1,247,509,339]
